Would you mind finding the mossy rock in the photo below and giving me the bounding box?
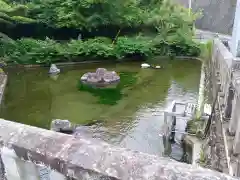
[186,119,205,135]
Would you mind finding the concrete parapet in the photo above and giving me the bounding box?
[0,119,237,180]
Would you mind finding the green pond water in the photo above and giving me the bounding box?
[0,60,201,159]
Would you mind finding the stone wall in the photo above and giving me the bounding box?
[0,119,237,180]
[0,74,7,106]
[174,0,236,34]
[204,38,240,177]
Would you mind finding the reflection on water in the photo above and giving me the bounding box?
[1,60,201,159]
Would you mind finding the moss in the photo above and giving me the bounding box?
[78,72,137,105]
[198,147,207,167]
[186,119,205,135]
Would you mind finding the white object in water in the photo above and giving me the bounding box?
[141,63,150,68]
[155,65,161,69]
[49,64,60,74]
[204,104,212,115]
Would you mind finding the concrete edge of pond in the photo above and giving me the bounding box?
[5,56,203,69]
[184,135,203,166]
[0,74,7,106]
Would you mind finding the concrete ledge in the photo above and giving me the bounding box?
[0,74,7,105]
[213,39,233,68]
[0,119,237,180]
[184,135,202,166]
[5,57,202,69]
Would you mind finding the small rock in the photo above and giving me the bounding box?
[51,119,72,132]
[49,64,60,75]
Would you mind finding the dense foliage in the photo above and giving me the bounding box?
[0,0,202,64]
[0,35,200,64]
[0,0,35,26]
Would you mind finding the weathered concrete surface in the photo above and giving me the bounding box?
[204,38,240,177]
[0,119,237,180]
[0,74,7,106]
[0,156,6,180]
[206,41,229,174]
[174,0,236,34]
[0,74,7,180]
[194,29,231,43]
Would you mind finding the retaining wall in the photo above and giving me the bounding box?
[174,0,236,34]
[0,119,238,180]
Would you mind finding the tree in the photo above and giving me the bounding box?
[27,0,144,30]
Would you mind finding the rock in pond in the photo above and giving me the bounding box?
[50,119,104,136]
[80,68,120,87]
[51,119,73,133]
[49,64,60,75]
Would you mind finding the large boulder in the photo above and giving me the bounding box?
[80,68,120,87]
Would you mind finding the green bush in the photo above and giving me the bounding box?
[10,16,35,23]
[0,0,11,11]
[0,0,201,63]
[114,36,155,59]
[0,0,34,25]
[0,34,201,64]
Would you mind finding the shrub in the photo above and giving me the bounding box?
[114,36,154,59]
[0,34,201,64]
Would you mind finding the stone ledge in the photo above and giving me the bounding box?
[0,119,238,180]
[0,74,7,105]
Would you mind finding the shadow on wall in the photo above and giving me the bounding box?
[174,0,236,34]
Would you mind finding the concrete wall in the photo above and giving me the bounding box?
[204,38,240,177]
[174,0,236,34]
[0,119,237,180]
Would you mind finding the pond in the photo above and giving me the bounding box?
[0,60,201,160]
